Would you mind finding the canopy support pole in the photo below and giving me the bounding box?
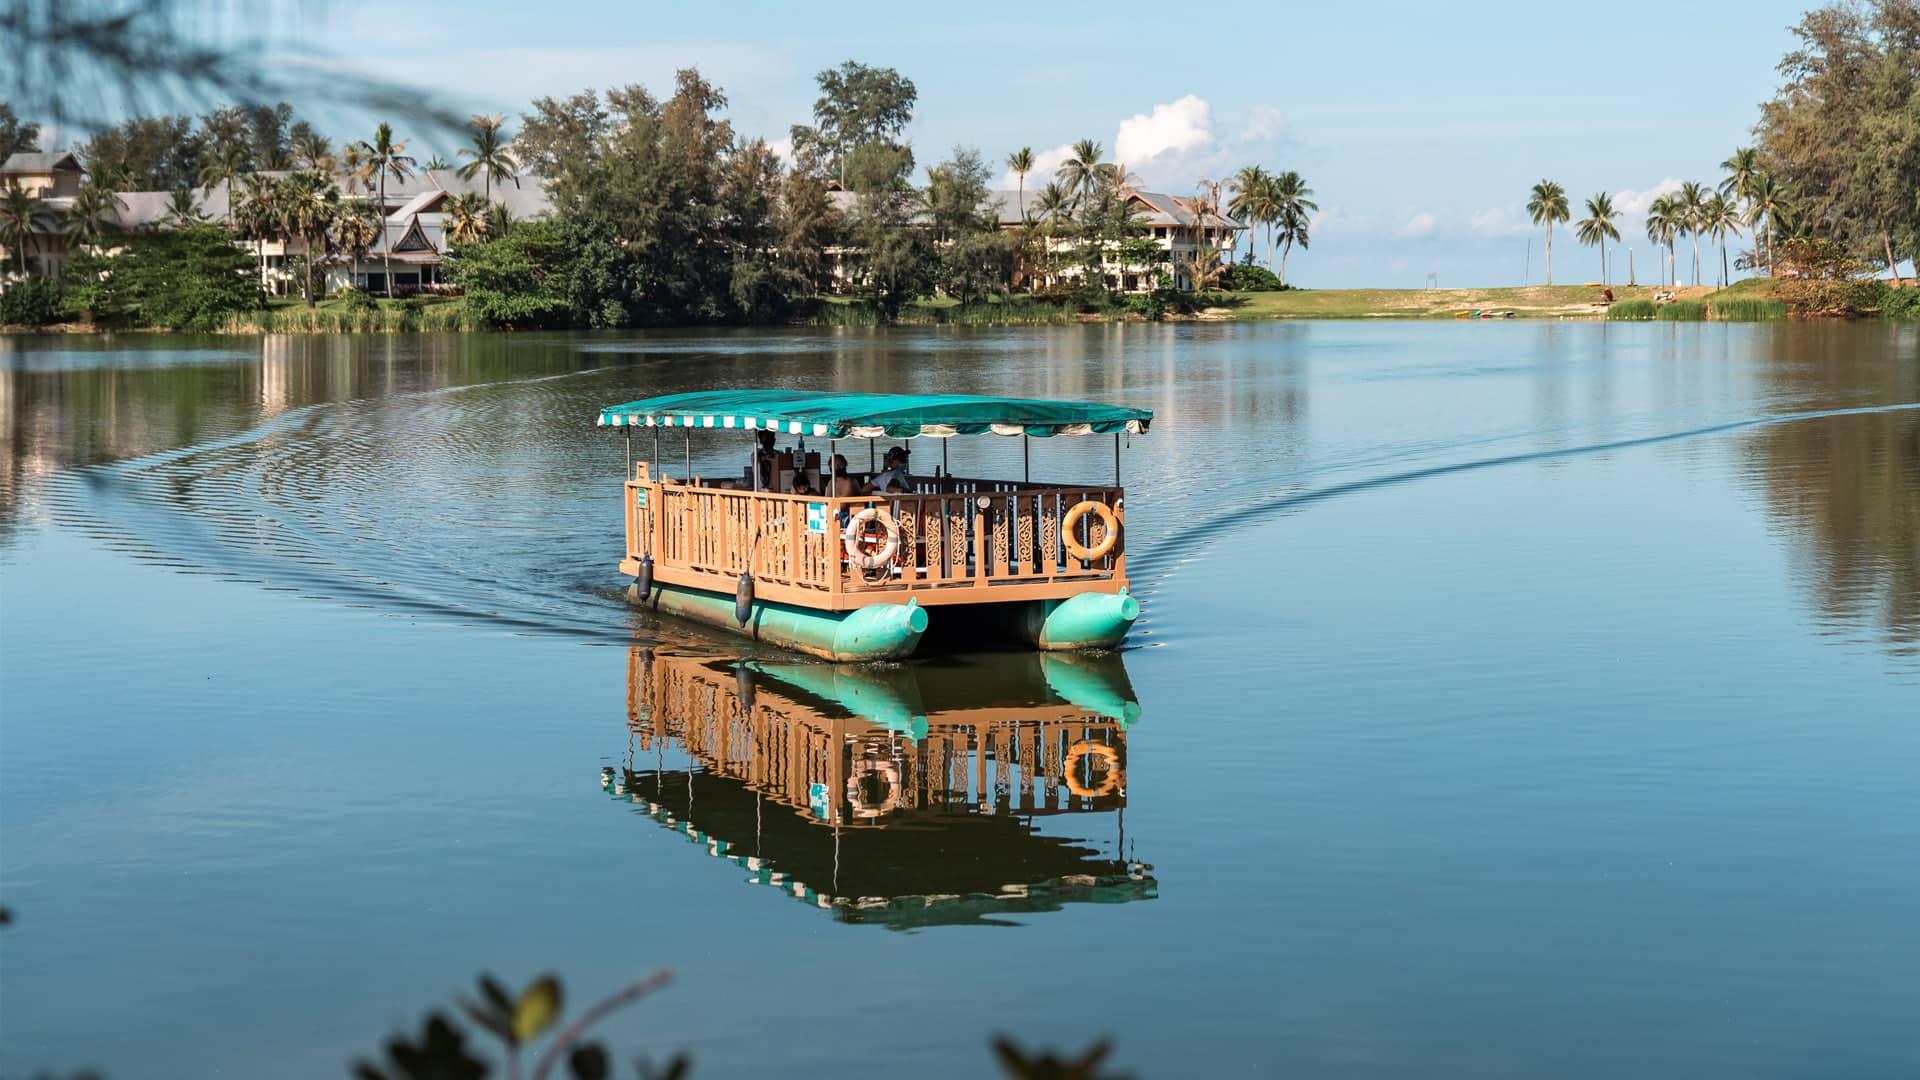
[1023,435,1030,483]
[941,438,948,479]
[829,440,837,493]
[684,430,691,481]
[624,429,631,479]
[748,433,758,492]
[1113,433,1121,486]
[869,439,876,473]
[653,429,660,474]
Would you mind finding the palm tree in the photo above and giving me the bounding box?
[280,171,340,308]
[1719,147,1760,206]
[423,155,450,170]
[455,114,518,203]
[1745,174,1789,277]
[1269,171,1316,282]
[198,135,249,227]
[444,192,489,246]
[293,128,334,174]
[1573,192,1621,285]
[335,201,382,276]
[1176,244,1224,294]
[1056,139,1107,205]
[1526,179,1570,285]
[1700,193,1740,287]
[1646,194,1683,286]
[161,188,208,228]
[341,144,374,195]
[353,122,416,296]
[1228,165,1273,266]
[65,183,120,255]
[1006,147,1034,222]
[233,174,282,298]
[488,200,517,238]
[1,186,51,276]
[1676,181,1711,285]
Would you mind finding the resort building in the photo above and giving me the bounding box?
[1,152,86,278]
[827,187,1247,294]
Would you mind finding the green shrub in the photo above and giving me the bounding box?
[337,286,377,313]
[0,277,65,326]
[1655,300,1708,321]
[1867,282,1920,320]
[1221,264,1287,291]
[1709,298,1787,321]
[1607,299,1658,320]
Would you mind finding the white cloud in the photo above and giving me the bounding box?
[1398,211,1438,238]
[1469,206,1534,237]
[1114,95,1214,170]
[765,136,794,165]
[1238,105,1287,144]
[1612,178,1684,217]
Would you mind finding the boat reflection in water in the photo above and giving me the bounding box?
[602,647,1154,928]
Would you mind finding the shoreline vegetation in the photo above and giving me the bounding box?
[8,272,1899,327]
[9,279,1918,335]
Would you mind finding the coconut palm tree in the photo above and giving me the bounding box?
[335,202,382,277]
[1056,139,1108,205]
[280,171,340,308]
[233,173,282,298]
[353,122,416,296]
[65,183,120,255]
[1006,146,1034,222]
[198,135,249,227]
[1227,165,1273,266]
[160,188,208,228]
[1719,147,1760,206]
[1574,192,1622,285]
[341,144,373,195]
[1269,171,1316,282]
[1646,194,1683,286]
[1176,244,1225,294]
[444,192,489,246]
[455,114,518,203]
[1526,179,1570,285]
[1700,193,1741,287]
[1,186,52,276]
[293,128,334,174]
[488,200,516,238]
[1676,181,1711,285]
[1745,173,1789,277]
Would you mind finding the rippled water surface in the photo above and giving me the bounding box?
[3,324,1917,1077]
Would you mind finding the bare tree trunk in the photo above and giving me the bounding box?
[1544,224,1553,286]
[1691,233,1700,286]
[1721,242,1729,288]
[1765,215,1774,277]
[1278,235,1292,285]
[1884,227,1899,285]
[380,171,392,298]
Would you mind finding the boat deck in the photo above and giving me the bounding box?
[620,465,1126,611]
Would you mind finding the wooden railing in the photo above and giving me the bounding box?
[623,468,1126,609]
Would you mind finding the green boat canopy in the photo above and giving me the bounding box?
[596,390,1152,439]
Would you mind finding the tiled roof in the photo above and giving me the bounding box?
[1,152,81,175]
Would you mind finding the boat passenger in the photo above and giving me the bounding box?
[755,430,779,488]
[869,446,912,493]
[828,455,861,497]
[790,473,817,496]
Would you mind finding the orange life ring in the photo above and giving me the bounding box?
[1063,741,1121,798]
[1062,500,1119,562]
[845,758,901,819]
[843,507,901,569]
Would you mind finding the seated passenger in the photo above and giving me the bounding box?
[789,473,817,496]
[868,446,912,493]
[828,454,860,497]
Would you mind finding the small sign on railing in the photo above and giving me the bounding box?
[634,488,649,510]
[805,502,829,534]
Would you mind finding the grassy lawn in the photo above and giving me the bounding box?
[1212,284,1721,320]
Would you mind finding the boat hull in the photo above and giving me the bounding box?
[630,581,928,662]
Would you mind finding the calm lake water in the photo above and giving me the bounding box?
[2,323,1916,1077]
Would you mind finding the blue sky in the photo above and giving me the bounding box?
[324,0,1813,288]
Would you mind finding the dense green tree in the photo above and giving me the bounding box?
[278,170,339,307]
[0,103,41,157]
[789,61,917,190]
[1757,0,1920,278]
[62,224,255,329]
[1526,179,1570,285]
[927,146,1007,303]
[718,138,804,321]
[290,121,334,173]
[1744,173,1793,276]
[78,114,204,190]
[776,168,836,296]
[198,133,249,226]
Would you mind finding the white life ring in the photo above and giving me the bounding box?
[845,758,902,819]
[843,506,901,569]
